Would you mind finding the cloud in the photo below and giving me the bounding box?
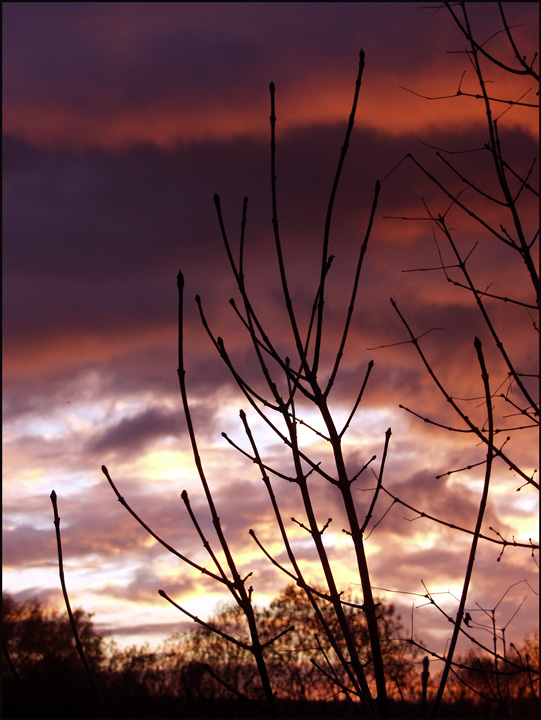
[88,407,184,455]
[4,3,537,150]
[2,525,57,568]
[4,120,536,397]
[101,620,193,639]
[3,1,537,657]
[97,565,199,605]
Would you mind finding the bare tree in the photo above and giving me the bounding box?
[104,48,391,718]
[380,2,539,716]
[48,3,537,718]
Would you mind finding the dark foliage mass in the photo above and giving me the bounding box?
[2,590,538,718]
[2,593,105,718]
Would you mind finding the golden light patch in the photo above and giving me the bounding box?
[134,449,194,481]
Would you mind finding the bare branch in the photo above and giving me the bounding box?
[50,491,110,718]
[158,589,250,651]
[430,337,495,716]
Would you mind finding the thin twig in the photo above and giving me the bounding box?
[430,337,495,717]
[50,491,110,718]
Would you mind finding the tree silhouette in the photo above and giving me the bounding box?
[380,4,538,714]
[47,3,538,717]
[4,591,538,718]
[2,593,107,718]
[173,584,420,709]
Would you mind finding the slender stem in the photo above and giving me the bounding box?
[268,82,313,380]
[158,589,250,651]
[50,491,110,718]
[443,2,539,80]
[460,6,539,300]
[379,484,537,551]
[391,298,538,489]
[325,179,380,396]
[339,361,374,439]
[241,410,374,713]
[360,428,391,535]
[101,465,226,585]
[429,337,495,717]
[314,394,388,716]
[314,50,366,374]
[177,273,278,716]
[181,490,239,601]
[214,194,293,383]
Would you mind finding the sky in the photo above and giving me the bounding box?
[3,1,539,665]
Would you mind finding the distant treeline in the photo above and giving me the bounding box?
[2,587,538,718]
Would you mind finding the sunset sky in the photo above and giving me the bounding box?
[3,1,539,660]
